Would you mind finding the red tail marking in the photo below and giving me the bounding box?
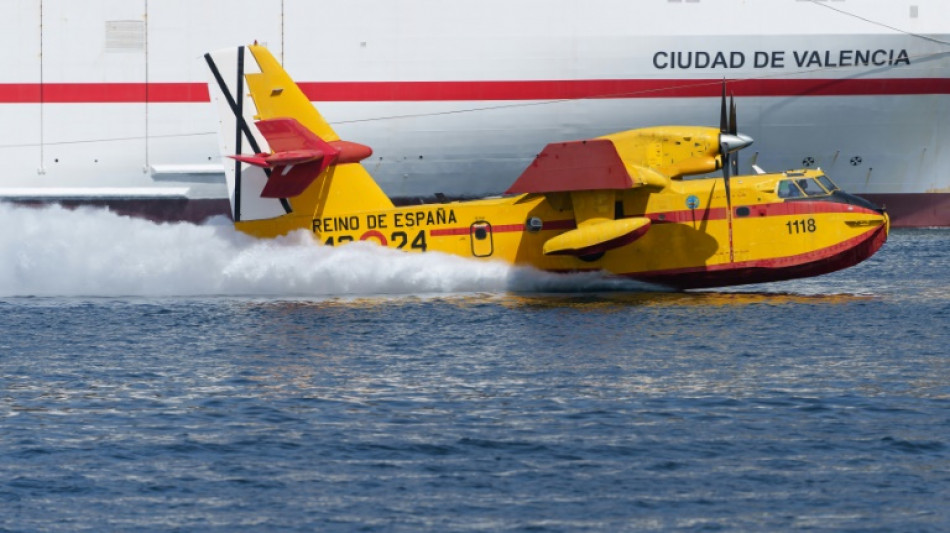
[229,118,373,198]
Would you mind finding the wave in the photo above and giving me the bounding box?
[0,204,657,298]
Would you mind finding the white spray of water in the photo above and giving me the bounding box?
[0,204,657,298]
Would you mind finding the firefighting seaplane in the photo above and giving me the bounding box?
[205,45,888,289]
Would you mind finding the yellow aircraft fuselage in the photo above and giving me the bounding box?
[237,169,887,289]
[209,45,888,290]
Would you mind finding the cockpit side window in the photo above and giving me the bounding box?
[817,174,839,192]
[777,179,805,199]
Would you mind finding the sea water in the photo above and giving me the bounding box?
[1,204,948,531]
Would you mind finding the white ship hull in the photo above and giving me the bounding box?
[2,0,949,225]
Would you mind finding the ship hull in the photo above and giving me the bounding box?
[1,0,948,225]
[861,193,950,227]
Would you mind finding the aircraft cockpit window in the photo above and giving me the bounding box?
[817,174,839,192]
[797,178,830,197]
[777,179,805,199]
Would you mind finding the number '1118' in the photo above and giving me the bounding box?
[786,218,817,234]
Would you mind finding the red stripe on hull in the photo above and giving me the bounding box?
[298,78,950,102]
[0,83,210,103]
[629,225,888,290]
[2,78,949,103]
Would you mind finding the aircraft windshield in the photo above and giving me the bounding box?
[796,178,829,196]
[817,174,840,192]
[777,179,805,199]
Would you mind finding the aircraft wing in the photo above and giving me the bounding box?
[506,138,678,194]
[506,139,633,194]
[503,127,723,257]
[505,137,670,257]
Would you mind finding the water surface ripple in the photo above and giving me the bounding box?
[1,219,948,531]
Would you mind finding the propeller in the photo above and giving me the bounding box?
[729,93,739,175]
[717,80,753,263]
[719,81,753,181]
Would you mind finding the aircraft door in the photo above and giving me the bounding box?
[470,221,494,257]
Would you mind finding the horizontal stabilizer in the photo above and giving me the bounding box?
[228,117,374,199]
[506,139,634,194]
[543,217,651,257]
[206,44,391,226]
[232,150,324,168]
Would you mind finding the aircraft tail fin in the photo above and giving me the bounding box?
[204,44,393,236]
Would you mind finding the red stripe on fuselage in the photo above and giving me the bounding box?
[2,78,949,103]
[652,200,881,223]
[429,202,874,238]
[429,219,575,237]
[428,222,540,236]
[428,227,469,237]
[424,203,885,288]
